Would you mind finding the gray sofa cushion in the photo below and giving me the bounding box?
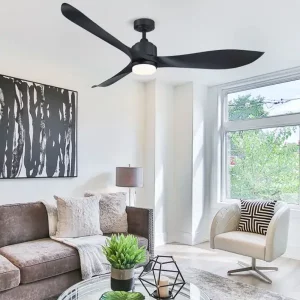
[0,255,20,292]
[0,238,80,284]
[0,202,49,248]
[0,270,81,300]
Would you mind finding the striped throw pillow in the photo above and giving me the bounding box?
[238,200,276,235]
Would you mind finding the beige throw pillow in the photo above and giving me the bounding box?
[54,196,103,238]
[84,192,128,234]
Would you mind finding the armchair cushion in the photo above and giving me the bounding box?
[238,200,276,235]
[214,231,266,260]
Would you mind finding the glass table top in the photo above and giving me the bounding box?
[58,273,210,300]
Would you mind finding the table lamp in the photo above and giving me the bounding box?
[116,165,143,206]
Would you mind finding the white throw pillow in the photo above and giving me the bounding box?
[84,191,128,234]
[54,195,103,238]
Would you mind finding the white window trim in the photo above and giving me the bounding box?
[216,67,300,208]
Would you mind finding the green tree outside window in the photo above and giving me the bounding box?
[228,95,300,204]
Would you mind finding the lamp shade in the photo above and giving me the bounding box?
[116,167,143,188]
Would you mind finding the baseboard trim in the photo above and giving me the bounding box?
[167,232,193,245]
[284,245,300,260]
[192,231,209,245]
[155,232,167,246]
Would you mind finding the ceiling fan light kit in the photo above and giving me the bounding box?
[61,3,264,87]
[132,63,157,76]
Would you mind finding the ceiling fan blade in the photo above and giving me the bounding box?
[92,64,132,88]
[61,3,132,58]
[156,50,264,69]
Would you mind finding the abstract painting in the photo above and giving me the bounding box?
[0,74,77,179]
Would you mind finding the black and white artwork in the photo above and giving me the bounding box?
[0,74,77,179]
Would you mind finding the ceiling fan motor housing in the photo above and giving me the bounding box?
[132,40,157,59]
[132,18,157,65]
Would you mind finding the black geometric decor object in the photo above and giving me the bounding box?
[139,256,186,299]
[0,74,77,179]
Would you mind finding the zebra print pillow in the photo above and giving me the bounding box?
[238,200,276,235]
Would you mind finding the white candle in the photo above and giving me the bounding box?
[158,276,169,298]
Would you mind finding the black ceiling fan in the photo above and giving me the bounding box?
[61,3,264,88]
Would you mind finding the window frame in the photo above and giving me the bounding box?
[220,72,300,207]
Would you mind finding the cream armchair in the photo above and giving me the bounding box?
[210,202,290,283]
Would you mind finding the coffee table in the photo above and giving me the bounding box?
[58,273,210,300]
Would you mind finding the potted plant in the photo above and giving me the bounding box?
[102,234,146,291]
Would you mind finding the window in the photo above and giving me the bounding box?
[222,79,300,204]
[228,79,300,121]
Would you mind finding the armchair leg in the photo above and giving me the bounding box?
[227,258,277,284]
[238,261,250,268]
[228,267,252,274]
[255,268,272,284]
[256,266,278,271]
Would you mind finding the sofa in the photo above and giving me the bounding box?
[0,202,154,300]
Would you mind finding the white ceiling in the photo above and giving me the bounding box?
[1,0,300,87]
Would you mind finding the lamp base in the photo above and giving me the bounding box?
[128,188,136,206]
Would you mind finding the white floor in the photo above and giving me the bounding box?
[156,242,300,300]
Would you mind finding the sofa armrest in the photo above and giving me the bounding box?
[210,204,240,249]
[126,207,154,258]
[265,205,290,262]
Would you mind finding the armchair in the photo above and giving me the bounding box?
[210,202,290,283]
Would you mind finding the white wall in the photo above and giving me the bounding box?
[143,81,209,246]
[0,54,146,205]
[168,82,209,245]
[192,84,209,244]
[171,83,194,244]
[284,209,300,259]
[142,81,156,209]
[154,82,174,246]
[143,81,174,246]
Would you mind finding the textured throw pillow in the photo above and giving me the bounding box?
[238,200,276,235]
[54,196,103,238]
[84,191,128,234]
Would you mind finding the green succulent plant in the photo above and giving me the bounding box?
[102,234,146,269]
[100,291,145,300]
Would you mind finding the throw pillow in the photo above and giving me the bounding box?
[54,195,103,238]
[84,191,128,234]
[238,200,276,235]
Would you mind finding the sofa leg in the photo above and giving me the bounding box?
[228,258,277,284]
